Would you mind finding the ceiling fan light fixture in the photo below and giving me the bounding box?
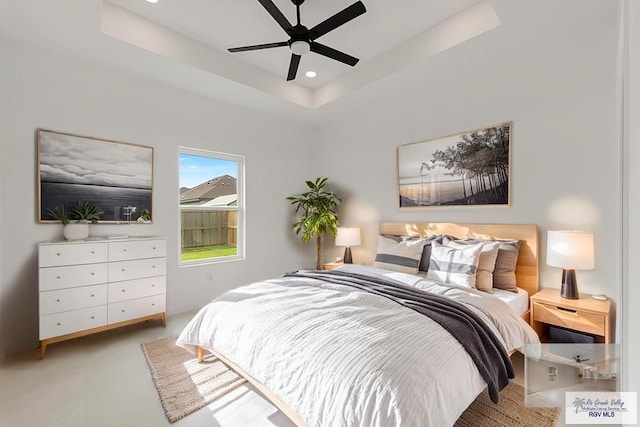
[290,40,310,55]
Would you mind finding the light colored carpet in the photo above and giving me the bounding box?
[141,337,247,423]
[455,382,560,427]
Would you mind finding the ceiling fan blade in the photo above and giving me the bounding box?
[257,0,293,34]
[287,54,301,81]
[228,41,288,53]
[309,1,366,40]
[310,42,359,66]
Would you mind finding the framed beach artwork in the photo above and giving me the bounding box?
[37,129,154,223]
[397,122,511,208]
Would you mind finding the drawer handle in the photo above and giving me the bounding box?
[153,247,156,250]
[57,322,61,326]
[152,265,156,269]
[91,251,95,254]
[121,268,125,272]
[557,307,578,314]
[123,249,127,252]
[56,276,61,279]
[121,309,125,312]
[152,284,155,287]
[152,303,155,306]
[56,299,60,302]
[91,316,95,320]
[122,290,126,293]
[91,272,95,276]
[57,253,61,256]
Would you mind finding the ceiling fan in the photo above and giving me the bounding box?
[228,0,366,81]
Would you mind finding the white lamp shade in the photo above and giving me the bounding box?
[546,230,595,270]
[335,227,361,247]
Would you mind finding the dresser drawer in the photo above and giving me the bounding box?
[40,284,108,315]
[108,276,166,303]
[108,294,166,324]
[532,302,606,336]
[40,305,108,340]
[109,240,167,262]
[39,243,108,267]
[108,258,166,282]
[39,263,108,292]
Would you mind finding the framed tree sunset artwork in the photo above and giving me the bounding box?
[397,122,511,208]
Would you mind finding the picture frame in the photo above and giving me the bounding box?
[37,129,154,223]
[397,122,511,208]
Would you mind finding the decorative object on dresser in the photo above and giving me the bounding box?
[335,227,361,264]
[286,177,341,269]
[546,230,595,299]
[530,288,613,343]
[38,237,167,359]
[47,200,103,241]
[37,129,153,223]
[397,122,511,208]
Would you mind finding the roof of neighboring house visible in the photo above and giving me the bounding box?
[180,175,237,204]
[201,194,237,207]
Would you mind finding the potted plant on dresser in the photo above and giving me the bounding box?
[47,201,103,241]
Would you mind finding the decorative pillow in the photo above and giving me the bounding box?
[426,241,483,288]
[418,235,455,272]
[373,235,426,274]
[492,240,522,292]
[443,238,500,293]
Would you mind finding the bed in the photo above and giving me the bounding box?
[177,222,541,427]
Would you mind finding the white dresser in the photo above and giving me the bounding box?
[38,237,166,359]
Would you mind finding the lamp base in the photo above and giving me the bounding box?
[343,247,353,264]
[560,269,579,299]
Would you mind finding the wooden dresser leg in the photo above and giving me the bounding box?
[39,341,47,360]
[197,346,205,363]
[160,312,166,327]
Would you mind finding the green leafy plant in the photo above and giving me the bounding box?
[47,206,71,225]
[140,209,151,222]
[286,177,341,269]
[70,201,103,223]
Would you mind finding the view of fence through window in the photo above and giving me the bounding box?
[179,149,243,263]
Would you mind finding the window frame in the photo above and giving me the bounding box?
[178,146,245,267]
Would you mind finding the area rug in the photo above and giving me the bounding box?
[141,337,247,423]
[455,382,560,427]
[143,337,559,426]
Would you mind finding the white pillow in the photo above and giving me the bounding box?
[443,239,500,293]
[373,235,425,274]
[426,241,483,288]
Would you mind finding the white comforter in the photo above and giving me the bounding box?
[177,264,540,427]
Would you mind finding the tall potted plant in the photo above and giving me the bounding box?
[287,177,341,269]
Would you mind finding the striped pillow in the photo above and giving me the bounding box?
[373,235,425,274]
[426,241,483,288]
[443,238,500,293]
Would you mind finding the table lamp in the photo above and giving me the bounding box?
[546,230,595,299]
[335,227,361,264]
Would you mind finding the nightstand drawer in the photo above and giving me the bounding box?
[532,302,605,336]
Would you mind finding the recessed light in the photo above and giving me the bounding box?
[146,0,159,3]
[305,71,317,78]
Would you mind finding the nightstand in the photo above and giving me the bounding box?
[530,288,613,343]
[322,262,344,270]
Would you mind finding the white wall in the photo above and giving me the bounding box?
[316,3,622,313]
[0,38,317,356]
[623,0,640,394]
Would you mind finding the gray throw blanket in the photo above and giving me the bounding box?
[283,269,514,403]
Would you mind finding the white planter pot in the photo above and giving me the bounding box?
[63,222,89,241]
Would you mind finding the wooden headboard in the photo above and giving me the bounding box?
[379,222,539,297]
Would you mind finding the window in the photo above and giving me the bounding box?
[178,147,244,264]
